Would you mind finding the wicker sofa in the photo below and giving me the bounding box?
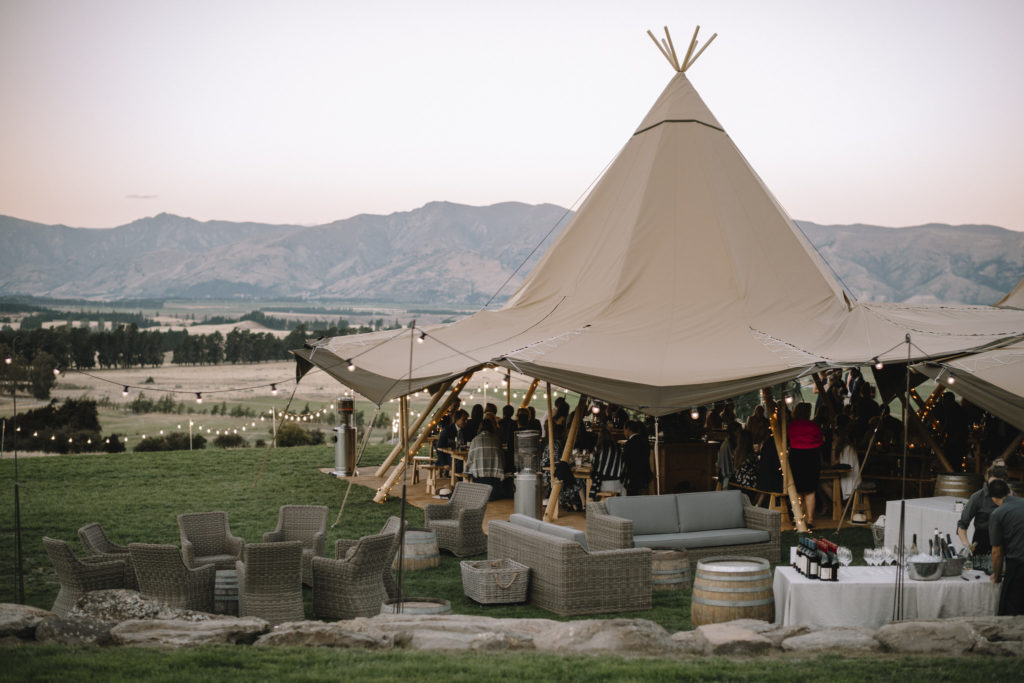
[586,490,781,569]
[487,514,652,616]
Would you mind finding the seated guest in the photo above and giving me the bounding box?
[591,426,625,497]
[466,415,505,500]
[463,404,484,442]
[436,409,468,469]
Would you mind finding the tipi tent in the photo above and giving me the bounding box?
[294,31,1024,415]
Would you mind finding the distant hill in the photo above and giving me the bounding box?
[1,205,1020,306]
[796,221,1024,305]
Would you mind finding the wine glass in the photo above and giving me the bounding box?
[863,548,875,566]
[882,546,894,566]
[837,546,853,567]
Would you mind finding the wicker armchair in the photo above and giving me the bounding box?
[333,516,405,601]
[262,504,327,586]
[128,542,216,612]
[78,522,138,590]
[312,532,395,620]
[487,521,652,616]
[236,541,304,624]
[42,536,126,616]
[424,481,492,557]
[177,511,245,570]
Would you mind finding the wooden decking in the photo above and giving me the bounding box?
[319,466,588,532]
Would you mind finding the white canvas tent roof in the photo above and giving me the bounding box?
[294,47,1024,415]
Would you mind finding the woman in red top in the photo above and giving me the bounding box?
[788,402,825,528]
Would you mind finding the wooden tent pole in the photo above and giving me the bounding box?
[543,393,586,522]
[663,26,681,71]
[770,395,808,533]
[907,407,954,473]
[373,374,471,503]
[681,26,700,73]
[374,380,452,478]
[999,431,1024,462]
[506,370,511,406]
[520,379,540,408]
[684,32,717,71]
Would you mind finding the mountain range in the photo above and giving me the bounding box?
[1,204,1021,306]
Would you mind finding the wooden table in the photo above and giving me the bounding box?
[436,447,468,489]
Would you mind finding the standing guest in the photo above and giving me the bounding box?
[526,406,543,432]
[622,420,653,496]
[498,404,516,472]
[436,409,468,470]
[485,403,498,417]
[989,478,1024,615]
[466,415,505,500]
[591,426,625,497]
[745,405,769,443]
[788,402,824,529]
[958,460,1009,555]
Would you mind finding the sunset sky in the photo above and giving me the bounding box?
[2,0,1022,230]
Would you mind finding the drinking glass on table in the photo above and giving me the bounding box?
[837,546,852,567]
[882,546,894,566]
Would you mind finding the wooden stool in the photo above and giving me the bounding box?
[851,482,875,523]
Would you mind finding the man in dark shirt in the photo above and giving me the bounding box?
[989,478,1024,616]
[436,409,468,469]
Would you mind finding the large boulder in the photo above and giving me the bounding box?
[781,627,880,653]
[0,604,53,639]
[715,619,809,648]
[255,621,395,649]
[110,617,269,649]
[874,620,983,655]
[693,623,773,656]
[35,615,114,646]
[538,619,679,656]
[951,616,1024,643]
[71,590,215,623]
[338,614,548,652]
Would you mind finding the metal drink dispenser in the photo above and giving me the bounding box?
[334,397,356,476]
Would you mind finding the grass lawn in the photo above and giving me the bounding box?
[2,444,940,680]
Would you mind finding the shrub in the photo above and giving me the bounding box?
[213,433,247,449]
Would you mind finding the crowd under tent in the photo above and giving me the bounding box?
[293,28,1024,526]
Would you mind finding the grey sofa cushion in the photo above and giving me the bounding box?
[509,514,588,551]
[675,490,745,533]
[509,514,542,531]
[606,494,680,535]
[634,528,770,550]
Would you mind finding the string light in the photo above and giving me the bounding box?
[690,407,700,420]
[122,386,129,397]
[271,384,278,396]
[946,372,955,385]
[873,357,883,370]
[784,394,794,405]
[417,331,426,344]
[4,355,11,365]
[195,393,203,404]
[346,359,355,371]
[53,367,61,376]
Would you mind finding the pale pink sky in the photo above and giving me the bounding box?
[2,0,1023,230]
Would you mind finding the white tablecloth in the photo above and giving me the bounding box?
[773,566,998,628]
[883,496,973,554]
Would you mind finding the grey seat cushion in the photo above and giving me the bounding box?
[606,494,680,535]
[675,490,745,533]
[195,553,238,570]
[508,514,542,531]
[634,528,770,550]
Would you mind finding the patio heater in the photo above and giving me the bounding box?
[513,429,543,518]
[333,397,356,476]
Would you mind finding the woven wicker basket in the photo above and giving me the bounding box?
[460,559,530,604]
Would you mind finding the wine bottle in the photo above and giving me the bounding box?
[808,540,820,579]
[829,543,840,581]
[934,528,941,557]
[939,538,949,559]
[946,533,956,557]
[928,539,934,556]
[911,534,919,555]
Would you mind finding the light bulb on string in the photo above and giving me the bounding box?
[122,386,129,397]
[346,359,355,371]
[271,384,278,396]
[784,394,794,405]
[873,357,883,370]
[946,373,955,385]
[417,331,426,344]
[196,393,203,404]
[690,407,699,420]
[53,367,61,376]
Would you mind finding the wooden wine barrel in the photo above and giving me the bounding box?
[691,556,774,626]
[392,528,440,572]
[213,569,238,616]
[380,598,452,615]
[651,549,690,591]
[934,473,983,498]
